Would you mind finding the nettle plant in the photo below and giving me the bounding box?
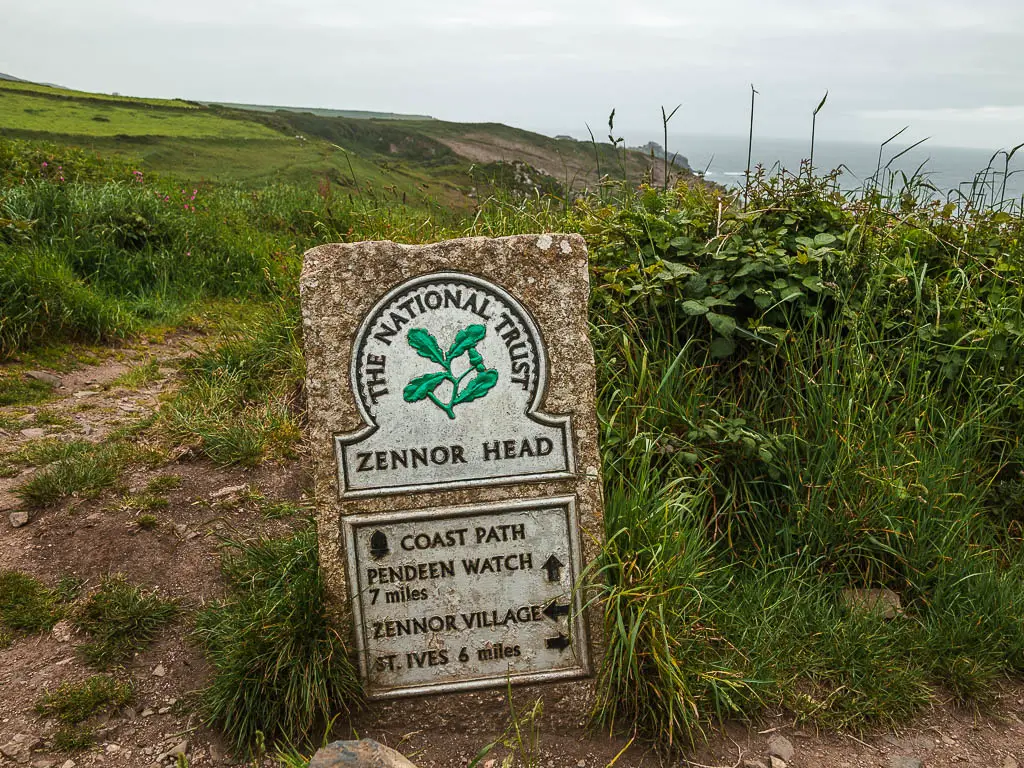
[585,174,851,358]
[402,324,499,419]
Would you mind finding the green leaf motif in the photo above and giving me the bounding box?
[406,328,445,365]
[452,369,498,406]
[402,372,448,403]
[468,347,484,370]
[446,324,486,361]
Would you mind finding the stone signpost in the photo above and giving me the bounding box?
[300,234,602,700]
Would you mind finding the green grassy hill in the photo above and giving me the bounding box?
[202,100,435,121]
[0,77,683,205]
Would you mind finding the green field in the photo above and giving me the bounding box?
[0,88,280,139]
[0,77,198,108]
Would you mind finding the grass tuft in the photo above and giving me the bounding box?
[144,474,182,494]
[0,373,54,406]
[136,513,160,530]
[15,443,121,507]
[0,570,62,633]
[36,675,132,723]
[112,357,162,388]
[52,724,97,752]
[73,575,177,668]
[194,525,361,753]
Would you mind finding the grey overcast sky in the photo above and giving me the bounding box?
[1,0,1022,149]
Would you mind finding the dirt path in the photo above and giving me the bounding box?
[1,338,1022,768]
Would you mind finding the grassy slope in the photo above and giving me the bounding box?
[203,101,434,121]
[0,79,675,200]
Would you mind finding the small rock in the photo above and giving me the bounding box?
[888,758,922,768]
[81,424,94,436]
[767,735,795,763]
[32,760,55,768]
[25,371,61,387]
[152,663,166,677]
[51,620,75,643]
[104,744,120,754]
[743,760,769,768]
[310,739,418,768]
[19,427,46,439]
[1003,758,1019,768]
[156,741,188,762]
[141,708,155,717]
[60,762,76,768]
[72,390,99,398]
[577,761,586,768]
[168,741,187,757]
[770,758,787,768]
[10,510,30,528]
[842,587,902,619]
[157,707,171,715]
[210,484,247,500]
[1,734,40,764]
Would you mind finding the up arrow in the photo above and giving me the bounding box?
[545,633,571,652]
[542,554,564,582]
[542,600,570,621]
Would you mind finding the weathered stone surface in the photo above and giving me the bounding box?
[209,484,247,499]
[25,370,61,387]
[19,427,46,439]
[767,735,795,763]
[301,235,603,700]
[10,510,30,528]
[310,740,417,768]
[841,587,902,619]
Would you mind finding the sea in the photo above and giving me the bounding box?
[663,134,1024,204]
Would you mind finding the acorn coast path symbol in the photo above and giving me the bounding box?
[401,323,499,420]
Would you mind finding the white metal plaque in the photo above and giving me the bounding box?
[336,272,574,497]
[343,497,590,699]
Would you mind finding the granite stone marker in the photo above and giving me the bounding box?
[301,234,603,699]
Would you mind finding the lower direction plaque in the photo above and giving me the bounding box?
[343,496,590,698]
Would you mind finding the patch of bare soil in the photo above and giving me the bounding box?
[1,337,1022,768]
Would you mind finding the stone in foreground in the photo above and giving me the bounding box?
[301,235,603,700]
[310,739,417,768]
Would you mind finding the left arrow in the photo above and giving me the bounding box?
[545,633,571,652]
[542,601,570,621]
